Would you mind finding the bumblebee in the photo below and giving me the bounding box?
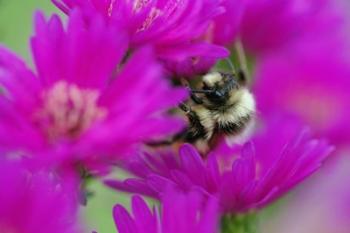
[147,63,256,152]
[177,70,256,150]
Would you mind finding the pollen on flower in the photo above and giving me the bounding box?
[133,0,151,11]
[135,0,182,32]
[136,8,162,32]
[108,0,116,16]
[33,81,107,142]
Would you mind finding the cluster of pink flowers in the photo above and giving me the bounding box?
[0,0,349,232]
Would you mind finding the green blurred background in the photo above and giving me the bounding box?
[0,1,59,62]
[0,1,129,232]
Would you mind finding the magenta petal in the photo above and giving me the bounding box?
[110,116,333,213]
[113,189,219,233]
[113,204,138,233]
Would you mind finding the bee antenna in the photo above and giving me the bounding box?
[225,58,237,74]
[191,89,214,94]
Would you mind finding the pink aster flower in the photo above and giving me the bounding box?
[253,2,350,147]
[239,0,335,55]
[209,0,247,46]
[254,58,350,148]
[211,0,350,147]
[208,0,345,57]
[52,0,229,77]
[0,160,81,233]
[0,10,186,174]
[113,189,219,233]
[106,116,333,213]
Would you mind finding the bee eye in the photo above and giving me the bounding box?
[207,90,225,102]
[214,91,224,98]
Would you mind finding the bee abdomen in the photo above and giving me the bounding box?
[218,115,252,135]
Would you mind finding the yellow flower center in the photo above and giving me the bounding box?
[34,81,107,142]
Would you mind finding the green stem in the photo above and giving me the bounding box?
[234,39,250,82]
[221,212,257,233]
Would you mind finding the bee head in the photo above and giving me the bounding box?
[199,72,241,104]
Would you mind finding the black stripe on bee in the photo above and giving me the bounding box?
[184,111,208,143]
[217,115,252,135]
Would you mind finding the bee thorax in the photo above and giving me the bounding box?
[202,72,223,87]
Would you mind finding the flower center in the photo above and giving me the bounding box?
[34,81,107,142]
[287,85,342,131]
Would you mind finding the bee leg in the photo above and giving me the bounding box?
[179,102,191,113]
[148,102,208,147]
[146,139,174,146]
[147,103,193,146]
[179,105,207,143]
[180,78,204,104]
[190,93,203,104]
